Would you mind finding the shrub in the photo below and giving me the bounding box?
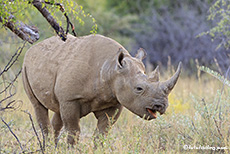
[133,0,230,72]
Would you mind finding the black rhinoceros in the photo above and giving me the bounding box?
[22,34,181,145]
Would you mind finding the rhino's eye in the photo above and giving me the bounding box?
[136,87,143,91]
[134,86,144,94]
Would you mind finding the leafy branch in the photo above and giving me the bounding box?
[199,66,230,87]
[200,0,230,49]
[0,0,82,43]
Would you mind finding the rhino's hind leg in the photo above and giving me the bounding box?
[33,104,50,136]
[51,112,63,145]
[59,101,80,145]
[93,104,123,136]
[22,67,50,136]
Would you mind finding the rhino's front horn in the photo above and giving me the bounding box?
[160,62,182,95]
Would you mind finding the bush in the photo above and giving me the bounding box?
[132,1,230,72]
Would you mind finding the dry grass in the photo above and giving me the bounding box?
[0,71,230,154]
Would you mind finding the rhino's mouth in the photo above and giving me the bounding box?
[146,108,158,119]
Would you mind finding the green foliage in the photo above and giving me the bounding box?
[0,0,97,35]
[106,0,169,15]
[75,0,138,50]
[199,66,230,87]
[106,0,213,16]
[202,0,230,49]
[1,0,32,23]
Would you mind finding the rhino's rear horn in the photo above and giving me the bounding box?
[149,65,160,82]
[160,62,182,95]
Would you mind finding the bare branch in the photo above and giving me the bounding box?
[0,69,22,111]
[1,118,24,153]
[0,41,25,112]
[191,120,200,135]
[22,110,45,154]
[0,41,26,77]
[213,117,224,140]
[39,124,46,151]
[64,13,77,36]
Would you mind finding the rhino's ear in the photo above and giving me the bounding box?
[149,66,160,82]
[135,48,147,60]
[116,48,126,69]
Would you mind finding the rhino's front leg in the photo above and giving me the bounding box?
[59,101,81,145]
[93,104,123,136]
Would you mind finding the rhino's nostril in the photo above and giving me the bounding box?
[155,105,162,108]
[153,103,164,111]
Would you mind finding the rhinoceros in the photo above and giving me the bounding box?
[22,34,181,145]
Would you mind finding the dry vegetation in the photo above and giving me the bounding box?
[1,0,230,153]
[0,66,229,154]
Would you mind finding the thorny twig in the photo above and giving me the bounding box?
[0,41,25,97]
[191,120,200,135]
[0,115,45,154]
[39,124,46,151]
[228,129,230,142]
[22,110,45,154]
[213,117,224,140]
[0,100,23,112]
[1,118,24,153]
[0,68,21,96]
[0,41,26,77]
[1,110,49,153]
[0,69,22,111]
[43,1,77,36]
[23,136,35,149]
[0,41,26,111]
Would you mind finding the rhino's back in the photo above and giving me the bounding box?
[23,34,127,112]
[25,34,123,65]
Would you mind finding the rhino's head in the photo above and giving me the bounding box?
[113,48,182,120]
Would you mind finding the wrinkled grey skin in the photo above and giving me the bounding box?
[22,34,182,145]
